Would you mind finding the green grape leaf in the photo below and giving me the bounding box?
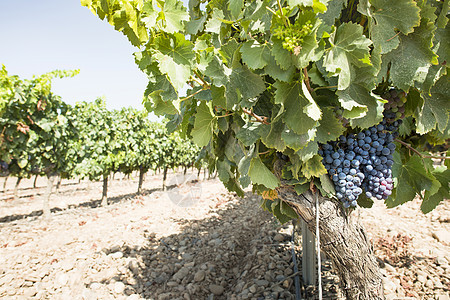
[357,193,374,208]
[379,20,438,91]
[370,0,421,54]
[416,74,450,134]
[337,83,383,129]
[236,123,263,146]
[389,153,440,208]
[155,33,194,90]
[264,54,295,82]
[315,107,346,143]
[240,41,271,70]
[205,56,230,87]
[297,141,318,162]
[186,15,207,35]
[421,166,449,214]
[144,94,178,115]
[271,199,295,224]
[319,173,335,196]
[217,159,232,182]
[261,119,286,151]
[272,38,294,70]
[282,129,314,151]
[280,200,299,219]
[323,22,372,90]
[229,0,244,19]
[205,8,224,34]
[274,81,318,134]
[227,64,266,107]
[248,157,280,189]
[191,102,216,147]
[142,0,159,28]
[160,0,189,34]
[301,154,327,179]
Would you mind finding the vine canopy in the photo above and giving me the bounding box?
[81,0,449,215]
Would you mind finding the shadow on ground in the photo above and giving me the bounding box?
[0,187,162,224]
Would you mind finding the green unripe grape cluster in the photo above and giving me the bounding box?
[273,20,313,53]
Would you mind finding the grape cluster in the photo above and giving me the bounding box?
[382,89,406,122]
[319,119,401,208]
[273,20,313,53]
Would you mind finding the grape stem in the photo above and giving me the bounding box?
[192,70,210,88]
[395,139,450,160]
[276,0,289,27]
[179,87,208,102]
[242,108,270,125]
[258,150,271,155]
[303,68,314,94]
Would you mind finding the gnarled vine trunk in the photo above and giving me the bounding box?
[276,185,384,299]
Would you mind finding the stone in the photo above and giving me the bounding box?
[90,282,102,290]
[436,256,448,266]
[431,230,450,244]
[384,263,396,273]
[128,259,140,275]
[274,234,285,242]
[255,279,269,287]
[209,284,224,295]
[110,251,124,259]
[173,267,190,281]
[194,270,206,282]
[249,285,257,293]
[114,282,125,294]
[127,295,140,300]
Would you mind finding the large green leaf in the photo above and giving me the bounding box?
[248,156,280,189]
[389,153,440,208]
[379,20,438,91]
[369,0,421,54]
[191,102,216,147]
[421,166,449,214]
[155,33,195,90]
[226,64,266,107]
[323,22,372,90]
[160,0,189,33]
[274,81,318,134]
[240,41,271,70]
[315,107,345,143]
[416,73,450,134]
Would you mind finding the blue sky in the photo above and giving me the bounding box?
[0,0,156,112]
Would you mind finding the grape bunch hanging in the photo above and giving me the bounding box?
[319,89,405,208]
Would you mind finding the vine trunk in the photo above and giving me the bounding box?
[276,186,384,299]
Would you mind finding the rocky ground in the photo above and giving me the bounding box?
[0,172,448,299]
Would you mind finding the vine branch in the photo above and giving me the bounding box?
[303,68,313,94]
[395,139,450,160]
[193,69,210,88]
[242,108,270,125]
[179,88,208,102]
